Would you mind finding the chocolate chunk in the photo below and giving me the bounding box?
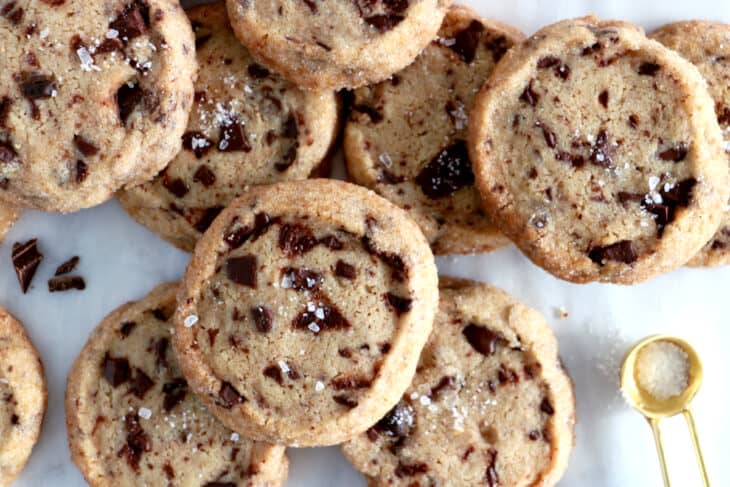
[163,463,175,480]
[278,223,318,256]
[486,449,499,486]
[193,165,216,187]
[96,38,124,54]
[462,324,503,356]
[638,62,661,76]
[247,63,270,79]
[498,364,519,384]
[589,129,614,168]
[12,239,43,293]
[718,103,730,126]
[430,375,456,400]
[48,275,85,292]
[351,104,383,124]
[332,394,358,409]
[282,267,323,291]
[301,0,318,12]
[224,213,276,249]
[384,293,412,315]
[0,96,11,128]
[588,240,637,265]
[642,178,696,237]
[519,80,539,106]
[485,34,510,62]
[617,191,643,204]
[128,369,154,398]
[103,354,131,387]
[1,2,24,24]
[528,430,541,441]
[203,483,235,487]
[539,123,557,148]
[0,141,17,164]
[117,413,151,472]
[162,378,187,411]
[19,72,56,100]
[395,462,428,478]
[75,160,88,184]
[274,115,299,172]
[119,321,137,337]
[116,82,144,124]
[109,1,149,41]
[292,300,351,332]
[658,143,689,162]
[226,255,257,287]
[191,20,212,49]
[154,337,169,368]
[263,365,284,385]
[331,375,372,390]
[374,401,414,438]
[364,13,404,32]
[556,151,585,168]
[161,172,189,198]
[218,119,251,152]
[192,206,223,233]
[446,20,484,63]
[361,234,407,281]
[628,114,639,129]
[598,90,609,108]
[537,56,570,79]
[217,381,245,408]
[334,260,357,279]
[540,397,555,415]
[251,305,273,333]
[182,131,213,159]
[151,307,170,321]
[415,140,474,199]
[10,413,19,425]
[73,135,99,157]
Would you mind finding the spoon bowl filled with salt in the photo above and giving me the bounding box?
[620,335,709,487]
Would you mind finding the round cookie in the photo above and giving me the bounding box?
[469,17,729,284]
[118,2,339,252]
[66,283,288,486]
[345,6,522,255]
[0,308,47,486]
[0,204,19,241]
[650,21,730,267]
[225,0,451,89]
[343,278,575,487]
[173,179,439,446]
[0,0,196,212]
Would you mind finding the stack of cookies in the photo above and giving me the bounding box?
[2,0,728,485]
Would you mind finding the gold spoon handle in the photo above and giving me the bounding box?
[649,418,671,487]
[683,408,710,487]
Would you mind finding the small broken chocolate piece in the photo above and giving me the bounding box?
[462,324,502,356]
[128,369,154,399]
[75,160,88,184]
[332,394,358,409]
[395,462,428,478]
[103,354,131,387]
[217,381,245,408]
[638,62,661,76]
[218,119,252,152]
[485,449,499,486]
[118,413,151,472]
[226,255,257,287]
[119,321,137,338]
[384,293,412,315]
[292,299,351,332]
[109,0,149,41]
[588,240,637,265]
[192,206,223,233]
[193,165,216,187]
[251,305,273,333]
[374,401,414,438]
[73,135,99,157]
[48,275,86,292]
[589,129,614,168]
[540,397,555,415]
[247,63,270,79]
[0,141,17,164]
[331,374,372,390]
[281,267,323,291]
[162,378,187,411]
[116,82,144,124]
[12,239,43,293]
[278,223,318,256]
[182,131,213,159]
[334,260,357,279]
[54,256,79,276]
[415,140,475,199]
[519,79,539,106]
[446,20,485,63]
[429,375,456,400]
[19,72,56,100]
[657,143,689,162]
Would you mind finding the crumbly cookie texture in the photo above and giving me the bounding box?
[0,204,19,241]
[225,0,451,89]
[469,17,729,284]
[66,283,288,487]
[173,180,439,446]
[0,0,196,212]
[345,6,522,255]
[118,2,338,252]
[343,277,575,487]
[651,21,730,267]
[0,308,47,487]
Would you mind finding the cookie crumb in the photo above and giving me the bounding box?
[636,340,690,401]
[555,307,569,319]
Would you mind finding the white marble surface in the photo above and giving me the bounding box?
[2,0,730,486]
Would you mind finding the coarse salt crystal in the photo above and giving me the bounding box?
[106,29,119,39]
[314,307,325,320]
[315,381,325,392]
[230,432,240,442]
[77,47,100,72]
[39,28,49,39]
[278,360,290,373]
[138,407,152,420]
[184,315,198,328]
[378,152,393,168]
[0,378,8,384]
[648,176,660,191]
[419,396,431,406]
[308,323,320,333]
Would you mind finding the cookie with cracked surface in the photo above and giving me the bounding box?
[0,307,47,487]
[118,2,338,252]
[0,203,19,241]
[343,277,575,487]
[224,0,451,89]
[469,17,729,284]
[651,21,730,267]
[345,6,522,255]
[66,283,289,487]
[0,0,196,212]
[173,179,439,446]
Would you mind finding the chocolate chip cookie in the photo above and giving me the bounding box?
[118,2,339,252]
[343,277,575,487]
[66,283,289,486]
[345,6,522,255]
[0,0,196,212]
[469,17,729,284]
[0,307,47,486]
[0,204,18,241]
[651,21,730,267]
[173,179,439,446]
[225,0,451,89]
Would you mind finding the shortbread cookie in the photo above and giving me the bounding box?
[0,0,196,212]
[0,204,18,241]
[346,6,522,255]
[469,17,729,284]
[66,283,288,486]
[225,0,451,89]
[118,2,338,252]
[0,308,47,486]
[651,21,730,267]
[343,278,575,487]
[173,179,438,446]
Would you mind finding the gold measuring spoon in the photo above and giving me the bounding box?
[620,335,709,487]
